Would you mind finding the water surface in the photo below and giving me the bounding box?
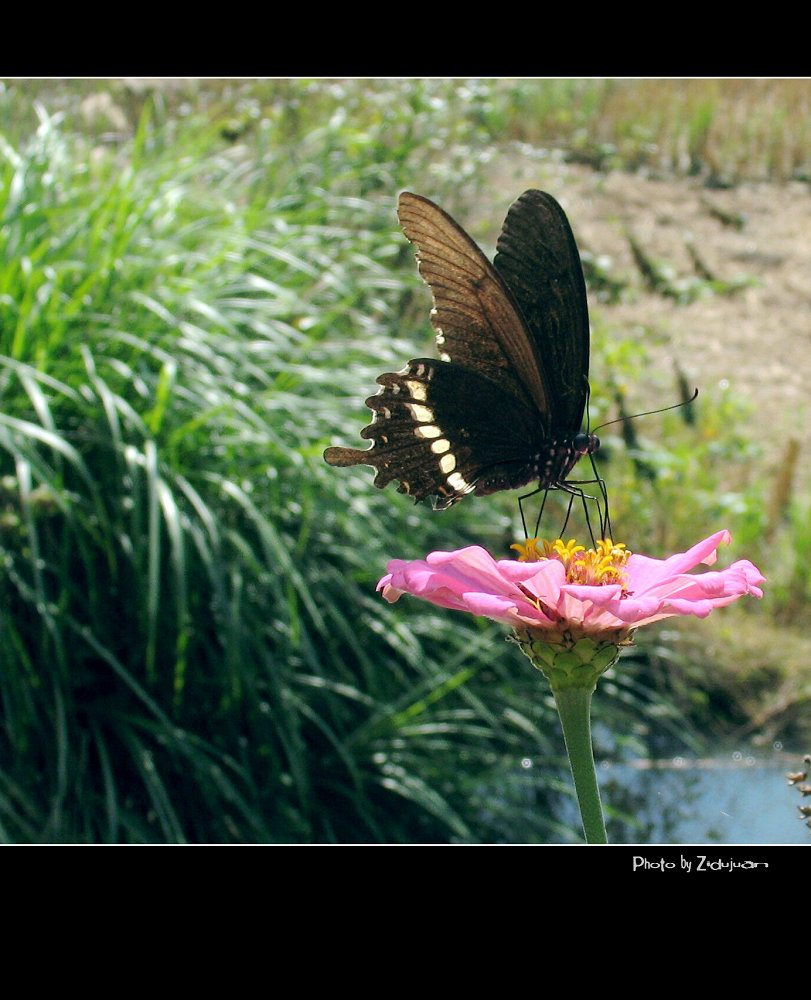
[601,748,810,845]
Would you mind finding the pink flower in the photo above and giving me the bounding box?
[378,530,764,638]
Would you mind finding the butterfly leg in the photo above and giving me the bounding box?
[576,487,600,546]
[598,480,612,540]
[520,473,611,544]
[554,480,611,545]
[519,483,595,541]
[519,483,591,541]
[549,483,595,544]
[588,451,612,540]
[532,488,551,538]
[518,485,547,540]
[563,457,612,540]
[557,490,578,539]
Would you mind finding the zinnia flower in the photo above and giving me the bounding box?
[379,529,765,697]
[377,530,764,844]
[379,529,764,641]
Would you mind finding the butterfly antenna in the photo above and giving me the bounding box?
[593,387,698,434]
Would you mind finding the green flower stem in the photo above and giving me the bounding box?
[552,685,607,844]
[512,629,625,843]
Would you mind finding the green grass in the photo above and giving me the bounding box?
[0,79,801,843]
[0,87,568,842]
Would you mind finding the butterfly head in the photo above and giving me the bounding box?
[573,431,599,457]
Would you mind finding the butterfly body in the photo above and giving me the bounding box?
[324,189,599,512]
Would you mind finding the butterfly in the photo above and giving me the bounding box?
[324,189,606,535]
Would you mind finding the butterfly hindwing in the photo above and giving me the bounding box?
[325,358,545,507]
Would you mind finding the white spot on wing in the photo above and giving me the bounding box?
[447,472,473,493]
[407,403,434,423]
[405,380,427,401]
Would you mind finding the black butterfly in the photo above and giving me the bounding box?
[324,189,606,535]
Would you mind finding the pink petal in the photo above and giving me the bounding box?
[627,530,732,592]
[378,546,558,627]
[603,558,766,626]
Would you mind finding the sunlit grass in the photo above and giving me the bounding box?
[6,78,811,185]
[0,79,799,844]
[488,78,811,183]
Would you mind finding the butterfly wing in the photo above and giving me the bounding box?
[493,189,590,436]
[324,358,545,507]
[324,190,591,507]
[396,191,553,419]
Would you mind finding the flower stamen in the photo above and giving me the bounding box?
[512,537,631,594]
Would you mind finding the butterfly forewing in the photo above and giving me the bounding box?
[396,192,551,418]
[493,189,590,435]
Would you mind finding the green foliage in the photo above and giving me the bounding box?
[599,373,767,558]
[0,80,789,844]
[767,498,811,626]
[0,87,581,843]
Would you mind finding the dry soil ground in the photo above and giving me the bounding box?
[486,154,811,497]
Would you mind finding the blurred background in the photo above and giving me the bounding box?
[0,78,808,844]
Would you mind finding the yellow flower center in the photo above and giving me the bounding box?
[511,537,631,592]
